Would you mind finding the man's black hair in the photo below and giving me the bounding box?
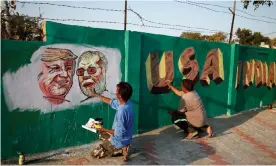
[181,79,194,91]
[117,82,133,101]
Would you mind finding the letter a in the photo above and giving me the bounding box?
[200,48,224,86]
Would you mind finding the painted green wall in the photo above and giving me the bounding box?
[138,33,233,131]
[1,21,276,159]
[1,22,127,159]
[233,45,276,113]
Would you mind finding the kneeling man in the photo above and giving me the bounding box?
[90,82,134,162]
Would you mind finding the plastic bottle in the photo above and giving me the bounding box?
[18,153,25,165]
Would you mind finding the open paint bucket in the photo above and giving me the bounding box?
[94,118,103,128]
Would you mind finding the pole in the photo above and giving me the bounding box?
[228,0,236,43]
[124,0,127,30]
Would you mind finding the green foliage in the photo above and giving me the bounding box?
[1,0,43,41]
[206,32,227,42]
[235,28,271,47]
[271,38,276,47]
[180,32,227,42]
[242,0,273,10]
[180,32,202,40]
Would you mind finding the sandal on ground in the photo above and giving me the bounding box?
[206,133,216,138]
[185,131,199,139]
[122,145,131,162]
[122,156,128,162]
[112,149,123,157]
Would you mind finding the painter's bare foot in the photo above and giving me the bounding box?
[185,131,198,139]
[206,126,215,138]
[122,145,130,162]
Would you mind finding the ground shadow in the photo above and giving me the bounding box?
[124,126,211,165]
[208,109,261,137]
[124,109,262,165]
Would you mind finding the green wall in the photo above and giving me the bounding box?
[1,21,276,159]
[232,45,276,113]
[1,22,127,159]
[138,33,233,131]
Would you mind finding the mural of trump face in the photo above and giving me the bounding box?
[38,48,77,104]
[77,51,107,97]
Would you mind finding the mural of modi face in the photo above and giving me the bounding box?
[77,51,107,97]
[38,48,77,104]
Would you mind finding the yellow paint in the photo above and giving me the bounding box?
[255,60,263,86]
[267,62,276,88]
[145,53,154,91]
[218,48,224,81]
[263,62,268,85]
[178,58,188,80]
[204,75,211,85]
[243,59,255,87]
[42,20,47,42]
[178,55,184,75]
[159,52,168,79]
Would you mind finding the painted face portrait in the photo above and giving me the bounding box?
[77,51,107,97]
[38,48,77,104]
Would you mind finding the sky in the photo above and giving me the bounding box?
[15,0,276,39]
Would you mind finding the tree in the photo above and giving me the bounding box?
[235,28,271,47]
[180,32,227,42]
[235,28,253,45]
[1,0,44,41]
[180,32,202,40]
[271,38,276,47]
[206,32,227,42]
[242,0,273,10]
[252,32,270,46]
[1,0,16,38]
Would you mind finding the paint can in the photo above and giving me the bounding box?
[94,118,103,129]
[18,153,25,165]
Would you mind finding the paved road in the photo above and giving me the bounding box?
[2,109,276,165]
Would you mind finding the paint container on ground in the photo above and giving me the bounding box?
[94,118,103,128]
[18,153,25,165]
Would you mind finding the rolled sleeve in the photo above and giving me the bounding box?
[110,99,119,110]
